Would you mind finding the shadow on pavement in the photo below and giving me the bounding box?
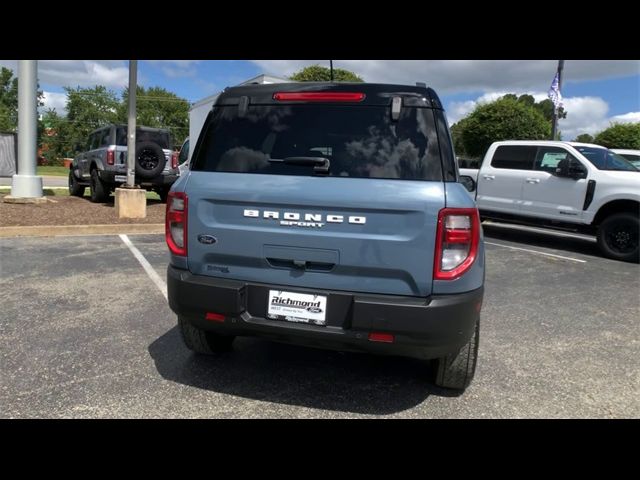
[149,326,459,415]
[482,223,602,259]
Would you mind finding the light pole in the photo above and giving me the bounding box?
[11,60,42,199]
[126,60,137,188]
[114,59,146,219]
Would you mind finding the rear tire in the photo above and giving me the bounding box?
[68,170,85,197]
[135,141,166,179]
[89,169,109,203]
[178,316,235,354]
[596,213,639,263]
[434,319,479,391]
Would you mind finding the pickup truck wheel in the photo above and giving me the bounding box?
[68,170,85,197]
[89,169,109,203]
[597,213,640,263]
[178,316,235,354]
[434,319,479,391]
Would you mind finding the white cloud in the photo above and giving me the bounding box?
[148,60,200,78]
[41,91,67,115]
[0,60,129,88]
[610,111,640,123]
[251,60,640,95]
[557,96,610,140]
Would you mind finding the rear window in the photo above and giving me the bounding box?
[116,127,172,150]
[191,105,443,181]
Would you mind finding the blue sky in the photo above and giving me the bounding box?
[1,60,638,140]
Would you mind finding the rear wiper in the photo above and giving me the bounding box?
[268,156,330,174]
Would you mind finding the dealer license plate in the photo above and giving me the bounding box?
[267,290,327,326]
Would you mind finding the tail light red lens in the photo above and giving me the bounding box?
[434,208,480,281]
[106,149,115,165]
[166,191,187,256]
[273,92,365,102]
[171,151,178,169]
[368,332,395,343]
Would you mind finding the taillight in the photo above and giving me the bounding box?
[166,191,187,256]
[106,149,114,165]
[434,208,480,281]
[171,151,178,169]
[273,92,365,102]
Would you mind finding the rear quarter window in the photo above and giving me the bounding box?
[192,104,444,181]
[491,145,537,170]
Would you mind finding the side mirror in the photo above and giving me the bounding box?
[568,161,587,179]
[555,159,570,177]
[556,159,586,179]
[459,175,476,193]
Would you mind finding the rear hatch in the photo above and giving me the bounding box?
[114,126,175,172]
[186,86,447,297]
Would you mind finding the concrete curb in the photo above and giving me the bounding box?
[0,224,164,238]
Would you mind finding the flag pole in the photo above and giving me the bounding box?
[551,60,565,140]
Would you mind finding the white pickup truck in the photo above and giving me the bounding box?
[459,141,640,262]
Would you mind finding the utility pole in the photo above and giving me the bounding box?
[126,60,137,188]
[10,60,43,200]
[551,60,565,141]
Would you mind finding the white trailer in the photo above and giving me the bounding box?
[186,74,288,162]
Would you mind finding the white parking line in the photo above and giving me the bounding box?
[485,241,587,263]
[119,234,168,299]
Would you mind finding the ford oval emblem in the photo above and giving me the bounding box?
[197,234,217,245]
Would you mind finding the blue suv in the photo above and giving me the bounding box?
[166,82,484,391]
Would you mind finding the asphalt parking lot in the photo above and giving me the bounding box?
[1,225,638,418]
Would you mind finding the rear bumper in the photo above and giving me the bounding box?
[98,170,178,186]
[167,265,483,360]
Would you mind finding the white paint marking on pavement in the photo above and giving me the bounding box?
[119,234,168,299]
[485,241,587,263]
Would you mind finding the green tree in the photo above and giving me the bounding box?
[0,67,19,132]
[450,119,469,157]
[533,98,566,123]
[593,122,640,149]
[45,85,120,161]
[517,94,535,106]
[1,66,44,134]
[456,96,550,158]
[574,133,594,143]
[289,65,363,82]
[118,86,190,144]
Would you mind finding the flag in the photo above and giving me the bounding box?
[548,72,563,110]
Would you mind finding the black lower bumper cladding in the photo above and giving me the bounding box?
[167,265,483,359]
